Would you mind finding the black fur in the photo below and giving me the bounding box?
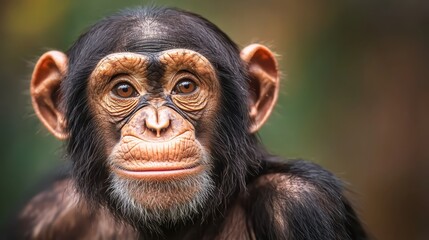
[63,6,262,228]
[248,158,367,239]
[13,6,367,239]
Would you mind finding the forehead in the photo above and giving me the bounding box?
[122,18,176,53]
[66,10,240,80]
[133,17,169,39]
[92,49,215,76]
[119,14,223,56]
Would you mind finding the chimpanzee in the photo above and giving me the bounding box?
[12,6,367,240]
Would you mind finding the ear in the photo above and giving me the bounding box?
[240,44,280,133]
[31,51,69,140]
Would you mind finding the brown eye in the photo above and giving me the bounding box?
[112,83,137,98]
[173,79,197,94]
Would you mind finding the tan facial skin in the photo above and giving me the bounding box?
[30,44,279,212]
[88,50,220,182]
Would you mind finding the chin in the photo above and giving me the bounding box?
[107,157,215,224]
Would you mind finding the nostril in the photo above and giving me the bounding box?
[145,117,171,137]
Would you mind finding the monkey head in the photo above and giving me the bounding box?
[29,8,279,228]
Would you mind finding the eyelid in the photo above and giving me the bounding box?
[174,70,200,83]
[109,73,132,84]
[171,70,200,90]
[108,73,142,94]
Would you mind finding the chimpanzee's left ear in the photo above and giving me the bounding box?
[240,44,280,133]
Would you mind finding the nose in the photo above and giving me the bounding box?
[145,107,171,137]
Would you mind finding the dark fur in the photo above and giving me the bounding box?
[12,7,367,239]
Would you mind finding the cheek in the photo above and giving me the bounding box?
[87,100,122,157]
[195,97,220,152]
[103,131,121,158]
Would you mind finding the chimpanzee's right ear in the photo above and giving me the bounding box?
[30,51,69,140]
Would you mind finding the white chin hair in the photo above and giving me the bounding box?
[107,168,214,224]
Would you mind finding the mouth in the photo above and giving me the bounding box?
[112,163,203,181]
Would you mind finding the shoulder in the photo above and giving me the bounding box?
[247,159,346,222]
[16,178,79,238]
[244,159,364,240]
[12,178,137,240]
[250,159,344,197]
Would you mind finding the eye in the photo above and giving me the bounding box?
[112,82,138,98]
[172,79,197,94]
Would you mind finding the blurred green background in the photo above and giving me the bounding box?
[0,0,428,239]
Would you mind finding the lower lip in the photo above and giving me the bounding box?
[112,165,203,181]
